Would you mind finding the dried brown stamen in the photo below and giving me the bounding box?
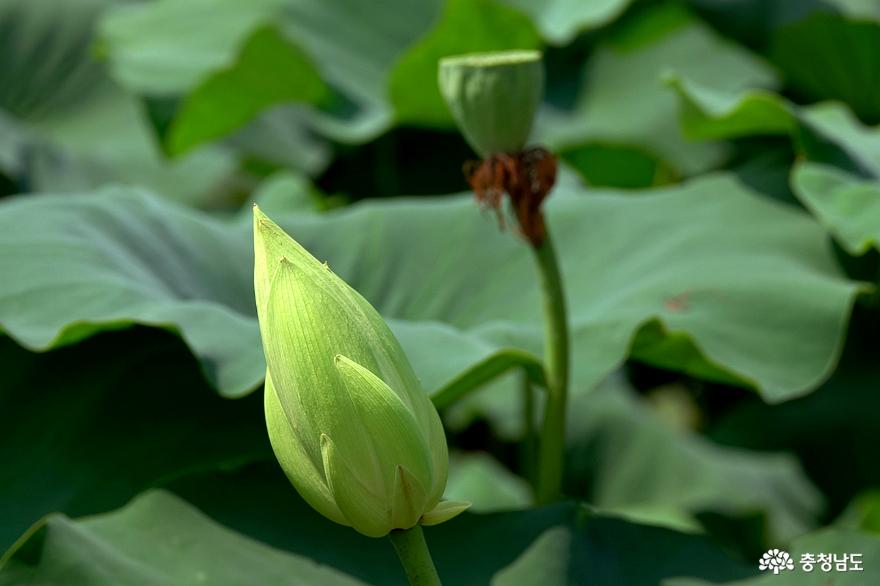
[463,147,557,247]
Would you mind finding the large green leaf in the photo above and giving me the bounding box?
[440,374,824,542]
[0,491,365,586]
[687,0,830,51]
[95,0,284,94]
[94,0,791,163]
[668,76,880,179]
[666,75,797,140]
[225,106,333,178]
[0,176,859,404]
[0,188,260,394]
[0,329,820,561]
[24,84,237,205]
[97,0,441,145]
[200,176,862,404]
[98,0,331,172]
[0,330,269,553]
[498,0,633,45]
[275,0,441,143]
[445,452,532,512]
[95,0,775,157]
[791,162,880,255]
[1,466,756,585]
[93,0,641,148]
[166,26,328,156]
[536,3,778,176]
[0,0,236,203]
[799,103,880,179]
[709,304,880,518]
[97,0,335,173]
[0,0,107,121]
[566,378,822,544]
[771,12,880,125]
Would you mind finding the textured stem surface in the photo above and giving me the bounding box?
[389,525,442,586]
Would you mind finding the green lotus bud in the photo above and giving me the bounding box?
[253,206,469,538]
[438,50,544,157]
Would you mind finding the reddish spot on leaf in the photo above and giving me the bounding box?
[665,291,691,313]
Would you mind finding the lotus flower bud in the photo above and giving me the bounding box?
[253,206,469,538]
[438,50,544,157]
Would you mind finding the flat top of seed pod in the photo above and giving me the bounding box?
[439,50,542,69]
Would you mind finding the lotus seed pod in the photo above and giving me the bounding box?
[253,206,468,538]
[438,50,544,157]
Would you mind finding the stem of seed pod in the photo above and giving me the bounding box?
[389,525,442,586]
[460,145,566,503]
[532,228,570,505]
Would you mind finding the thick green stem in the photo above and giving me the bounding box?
[532,228,570,505]
[389,525,442,586]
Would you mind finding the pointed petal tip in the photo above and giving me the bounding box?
[333,353,358,370]
[252,204,275,234]
[420,500,471,527]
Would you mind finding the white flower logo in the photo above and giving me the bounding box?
[759,549,795,574]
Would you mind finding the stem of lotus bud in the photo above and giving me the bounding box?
[389,525,442,586]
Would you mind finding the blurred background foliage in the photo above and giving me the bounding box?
[2,0,880,584]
